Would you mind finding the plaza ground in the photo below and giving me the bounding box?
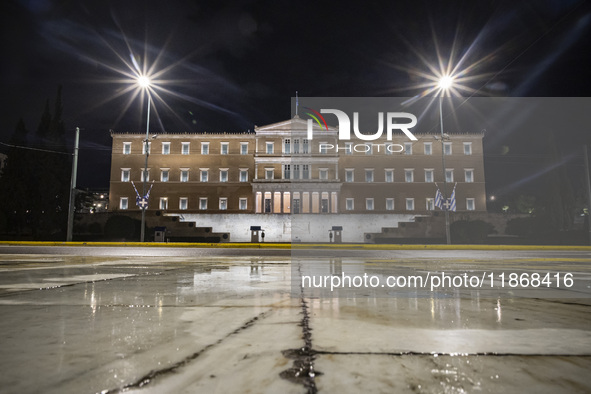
[0,245,590,393]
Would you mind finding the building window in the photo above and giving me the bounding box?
[405,169,414,183]
[265,169,274,180]
[466,198,475,211]
[200,169,208,182]
[465,169,474,183]
[346,198,354,211]
[385,169,394,183]
[302,139,309,154]
[365,144,373,155]
[426,198,434,211]
[425,169,434,183]
[444,142,452,155]
[219,169,228,182]
[293,165,300,179]
[464,142,472,155]
[180,169,189,182]
[366,198,374,211]
[240,169,248,182]
[319,169,328,180]
[201,142,209,155]
[266,142,274,154]
[406,198,415,211]
[142,142,151,155]
[220,142,229,155]
[345,169,354,183]
[404,142,412,155]
[219,198,228,210]
[161,142,170,155]
[140,169,150,182]
[293,139,300,154]
[365,169,374,183]
[284,164,291,179]
[386,198,394,211]
[119,197,128,210]
[240,142,248,155]
[284,138,291,154]
[345,142,353,155]
[385,143,393,155]
[179,197,188,210]
[445,169,454,183]
[424,142,432,155]
[320,142,329,154]
[239,198,247,210]
[159,197,168,210]
[199,198,207,210]
[161,169,169,182]
[181,142,190,155]
[302,165,309,179]
[121,169,130,182]
[123,142,131,155]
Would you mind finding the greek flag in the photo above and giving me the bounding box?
[449,183,457,212]
[435,188,443,210]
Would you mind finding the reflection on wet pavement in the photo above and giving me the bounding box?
[0,251,589,393]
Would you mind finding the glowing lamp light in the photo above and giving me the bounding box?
[438,75,454,90]
[137,76,151,88]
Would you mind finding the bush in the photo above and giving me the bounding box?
[104,215,139,240]
[451,220,495,243]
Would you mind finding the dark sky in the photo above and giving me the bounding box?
[1,0,591,190]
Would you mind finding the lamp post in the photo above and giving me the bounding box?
[138,76,151,242]
[66,127,80,242]
[438,76,454,245]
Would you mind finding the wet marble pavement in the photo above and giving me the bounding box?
[0,250,590,393]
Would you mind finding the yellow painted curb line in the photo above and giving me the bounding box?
[0,241,590,251]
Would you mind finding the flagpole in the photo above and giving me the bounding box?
[440,96,451,244]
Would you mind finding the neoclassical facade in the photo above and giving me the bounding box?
[108,116,486,215]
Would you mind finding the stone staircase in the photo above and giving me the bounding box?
[364,213,446,243]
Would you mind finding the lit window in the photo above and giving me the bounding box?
[219,198,228,210]
[182,142,191,155]
[465,169,474,183]
[284,164,291,179]
[119,197,128,210]
[385,169,394,183]
[386,198,394,211]
[425,169,434,183]
[320,142,328,154]
[121,169,130,182]
[426,198,434,211]
[366,198,374,211]
[302,139,309,154]
[444,142,452,155]
[239,198,247,210]
[293,139,300,154]
[266,142,274,154]
[240,142,248,155]
[180,170,189,182]
[346,198,354,211]
[466,198,475,211]
[201,142,209,155]
[293,165,300,179]
[221,142,229,155]
[464,142,472,155]
[161,142,170,155]
[200,170,208,182]
[140,169,150,182]
[159,197,168,210]
[123,142,131,155]
[365,169,374,183]
[406,198,415,211]
[179,197,188,210]
[319,169,328,180]
[302,165,309,179]
[365,144,373,155]
[405,169,414,183]
[220,169,228,182]
[284,139,291,154]
[199,198,207,210]
[142,142,151,154]
[424,142,432,155]
[161,169,169,182]
[345,142,353,155]
[265,169,274,180]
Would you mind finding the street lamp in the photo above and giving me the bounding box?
[138,75,151,242]
[438,75,454,245]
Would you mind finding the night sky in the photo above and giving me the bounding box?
[1,0,591,191]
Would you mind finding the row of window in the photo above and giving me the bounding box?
[121,168,250,183]
[344,197,476,211]
[122,140,474,156]
[124,141,250,155]
[118,196,476,211]
[344,168,475,183]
